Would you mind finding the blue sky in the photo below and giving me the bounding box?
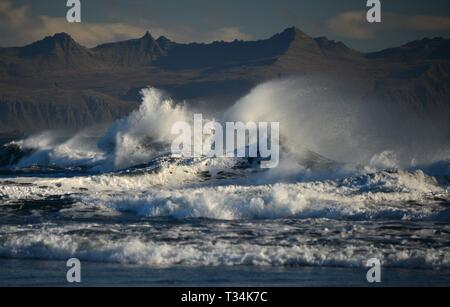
[3,0,450,51]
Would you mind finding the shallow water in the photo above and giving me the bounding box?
[1,258,449,287]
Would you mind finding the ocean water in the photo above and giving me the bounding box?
[1,83,450,286]
[2,259,450,287]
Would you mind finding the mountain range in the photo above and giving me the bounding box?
[0,27,449,136]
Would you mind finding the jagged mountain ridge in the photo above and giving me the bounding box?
[93,31,168,67]
[0,27,449,136]
[0,27,362,72]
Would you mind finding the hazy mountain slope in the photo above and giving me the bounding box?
[366,37,450,62]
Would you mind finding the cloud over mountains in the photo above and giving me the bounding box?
[327,10,450,40]
[0,0,252,47]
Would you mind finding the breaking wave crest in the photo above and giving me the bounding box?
[2,78,450,175]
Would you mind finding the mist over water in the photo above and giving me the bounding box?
[5,77,450,174]
[226,78,450,168]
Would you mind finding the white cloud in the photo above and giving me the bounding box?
[394,14,450,31]
[0,1,147,46]
[201,27,253,42]
[326,10,374,39]
[0,1,253,47]
[326,10,450,40]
